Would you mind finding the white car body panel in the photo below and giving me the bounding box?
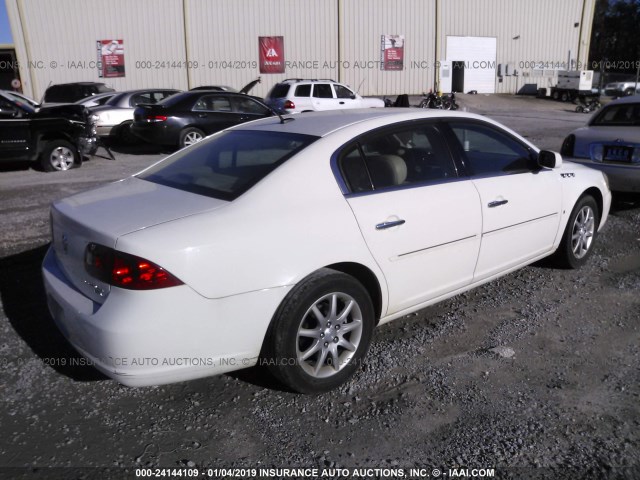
[42,109,612,387]
[347,181,481,314]
[471,171,562,280]
[94,108,135,135]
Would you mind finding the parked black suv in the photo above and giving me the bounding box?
[0,92,98,171]
[43,82,115,103]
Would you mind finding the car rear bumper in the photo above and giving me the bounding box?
[130,124,177,146]
[42,246,290,387]
[569,158,640,193]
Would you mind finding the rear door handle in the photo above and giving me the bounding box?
[488,199,509,208]
[376,219,406,230]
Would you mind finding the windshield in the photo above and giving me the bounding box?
[138,130,318,201]
[0,92,35,115]
[591,103,640,126]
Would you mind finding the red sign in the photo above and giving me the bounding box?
[97,39,125,78]
[381,35,404,71]
[259,36,285,74]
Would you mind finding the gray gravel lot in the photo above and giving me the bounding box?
[0,95,638,480]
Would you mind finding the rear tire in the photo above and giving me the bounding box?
[179,127,205,149]
[263,268,375,394]
[40,140,79,172]
[554,195,599,269]
[116,121,138,145]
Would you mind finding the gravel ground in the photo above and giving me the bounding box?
[0,95,639,480]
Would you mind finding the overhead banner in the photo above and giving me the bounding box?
[259,36,285,74]
[97,39,125,78]
[380,35,404,71]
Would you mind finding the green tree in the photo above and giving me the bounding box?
[589,0,640,73]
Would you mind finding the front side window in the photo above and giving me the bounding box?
[334,85,354,99]
[139,130,317,201]
[449,122,536,176]
[235,97,270,115]
[339,123,457,193]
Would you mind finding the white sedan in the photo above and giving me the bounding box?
[43,109,611,393]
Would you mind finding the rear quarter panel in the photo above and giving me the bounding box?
[115,135,388,305]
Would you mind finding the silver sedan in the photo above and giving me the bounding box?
[561,96,640,193]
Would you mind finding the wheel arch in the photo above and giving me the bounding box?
[582,186,604,227]
[324,262,383,324]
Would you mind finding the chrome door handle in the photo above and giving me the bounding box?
[376,219,406,230]
[488,199,509,208]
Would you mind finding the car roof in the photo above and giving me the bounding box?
[231,108,495,137]
[48,82,107,87]
[606,95,640,106]
[278,78,338,84]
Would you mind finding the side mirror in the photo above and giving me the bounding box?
[350,94,356,100]
[538,150,562,169]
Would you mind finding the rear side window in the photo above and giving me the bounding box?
[294,84,311,97]
[339,123,457,193]
[313,84,333,98]
[268,84,290,99]
[592,103,640,126]
[139,131,317,201]
[193,95,231,112]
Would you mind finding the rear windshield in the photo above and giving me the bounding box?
[138,130,317,201]
[591,103,640,126]
[268,84,291,99]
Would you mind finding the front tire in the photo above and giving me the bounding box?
[263,269,375,394]
[41,140,79,172]
[555,195,599,269]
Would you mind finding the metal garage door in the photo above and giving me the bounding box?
[446,36,496,94]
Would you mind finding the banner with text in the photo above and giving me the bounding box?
[380,35,404,71]
[97,39,125,78]
[259,36,285,74]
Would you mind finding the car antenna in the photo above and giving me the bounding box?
[271,107,294,124]
[39,81,52,105]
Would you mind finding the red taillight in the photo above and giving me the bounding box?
[85,243,183,290]
[144,115,167,123]
[283,100,295,110]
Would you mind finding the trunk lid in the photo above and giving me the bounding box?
[51,176,228,303]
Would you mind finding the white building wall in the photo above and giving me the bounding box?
[340,0,437,96]
[438,0,596,94]
[5,0,188,99]
[5,0,595,98]
[184,0,338,98]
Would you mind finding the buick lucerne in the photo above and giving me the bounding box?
[43,109,611,393]
[561,96,640,193]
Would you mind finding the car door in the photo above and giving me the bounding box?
[333,84,360,110]
[192,95,243,134]
[311,83,340,111]
[444,120,562,281]
[231,96,272,124]
[339,122,482,315]
[0,98,31,161]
